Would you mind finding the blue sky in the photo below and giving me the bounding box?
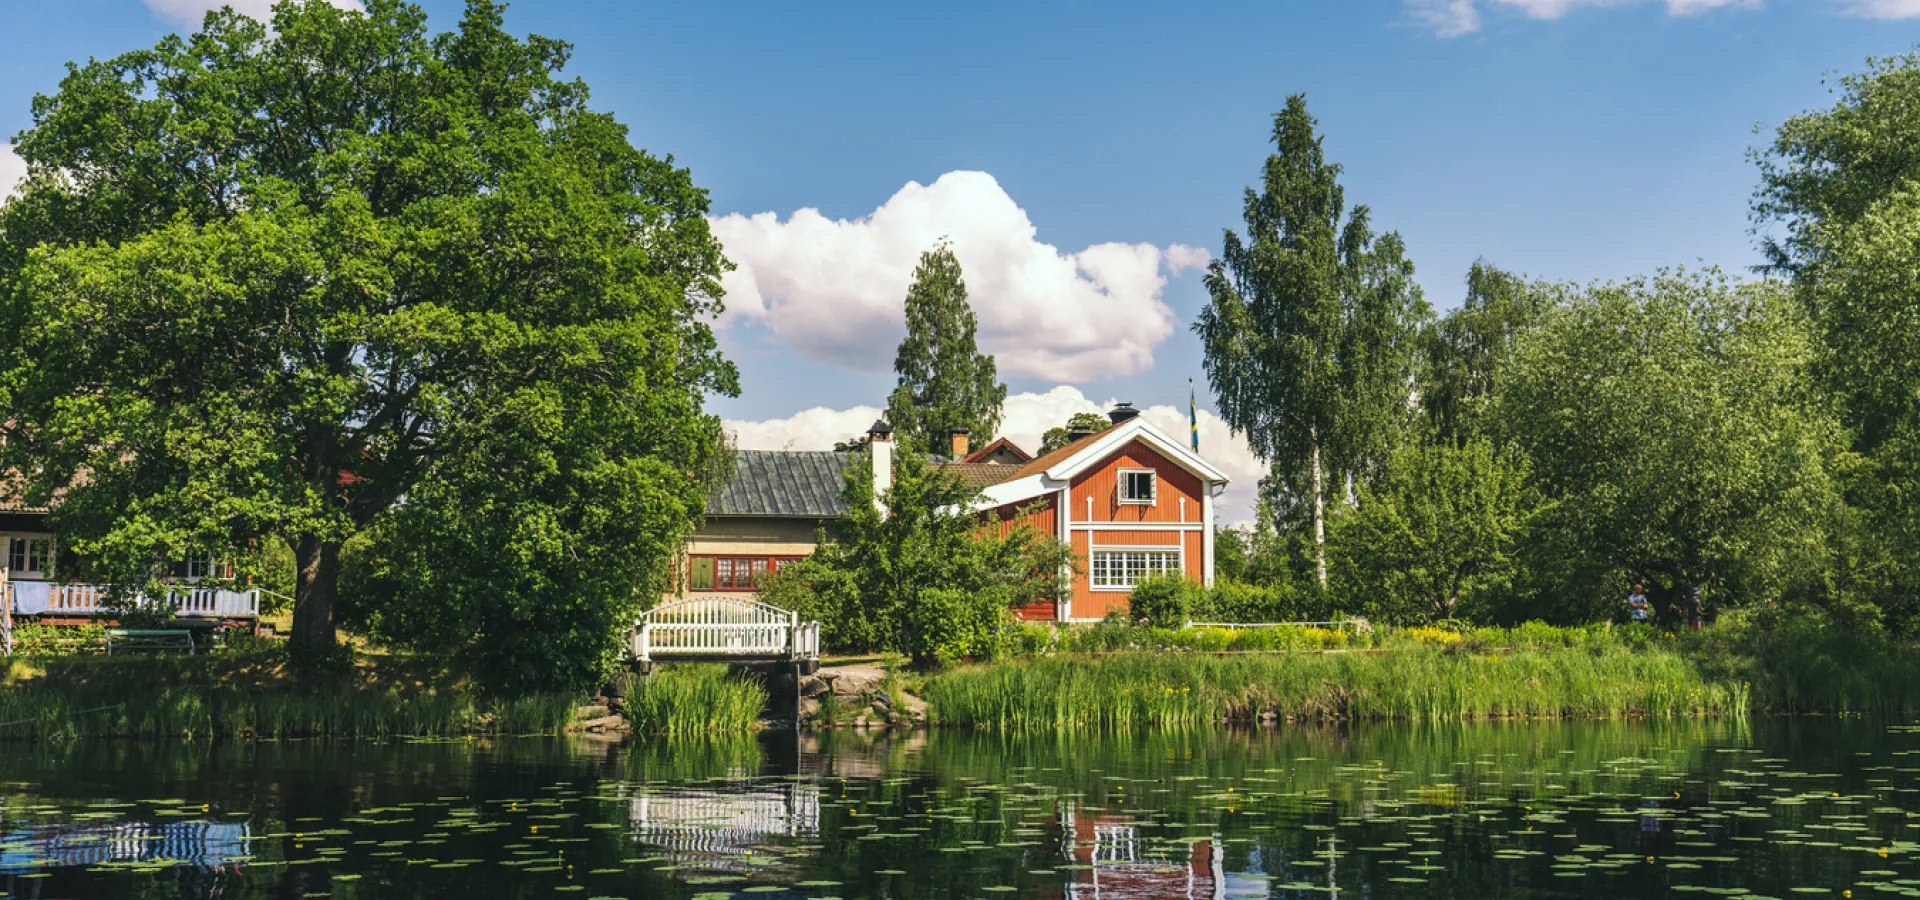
[2,0,1917,520]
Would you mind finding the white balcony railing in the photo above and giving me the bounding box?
[6,581,260,619]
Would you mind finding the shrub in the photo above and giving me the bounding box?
[1127,574,1199,628]
[1192,580,1292,623]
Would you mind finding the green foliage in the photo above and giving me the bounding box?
[1331,438,1535,623]
[761,448,1075,665]
[1754,48,1920,277]
[884,241,1008,454]
[0,651,574,740]
[8,623,107,656]
[1192,580,1315,623]
[1126,573,1198,628]
[1039,412,1112,454]
[1419,262,1549,441]
[621,666,765,736]
[1489,270,1844,621]
[0,0,735,671]
[1195,95,1430,586]
[922,645,1748,730]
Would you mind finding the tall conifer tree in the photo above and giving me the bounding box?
[1194,95,1428,587]
[886,241,1008,453]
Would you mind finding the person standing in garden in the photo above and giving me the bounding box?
[1687,588,1706,629]
[1628,584,1652,623]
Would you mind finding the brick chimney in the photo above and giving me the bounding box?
[949,427,970,460]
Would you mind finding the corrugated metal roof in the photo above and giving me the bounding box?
[707,450,856,518]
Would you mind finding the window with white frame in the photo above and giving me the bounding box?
[6,535,52,577]
[169,556,231,581]
[1117,468,1156,505]
[1089,547,1181,589]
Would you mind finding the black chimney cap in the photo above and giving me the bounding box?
[1108,402,1141,424]
[867,419,893,437]
[949,426,970,435]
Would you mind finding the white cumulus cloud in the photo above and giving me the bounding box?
[1407,0,1485,34]
[144,0,361,29]
[1844,0,1920,16]
[709,171,1209,382]
[725,385,1267,526]
[0,145,25,201]
[1408,0,1758,34]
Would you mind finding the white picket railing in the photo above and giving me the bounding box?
[632,596,821,664]
[6,581,261,619]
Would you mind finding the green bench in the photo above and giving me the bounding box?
[104,628,195,655]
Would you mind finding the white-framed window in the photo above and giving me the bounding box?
[1089,547,1182,590]
[1118,468,1157,505]
[4,534,53,578]
[168,556,234,582]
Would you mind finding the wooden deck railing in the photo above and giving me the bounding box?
[5,580,260,619]
[632,596,822,665]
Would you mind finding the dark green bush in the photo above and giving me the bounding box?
[1127,574,1199,628]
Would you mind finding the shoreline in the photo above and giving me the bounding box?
[6,619,1917,741]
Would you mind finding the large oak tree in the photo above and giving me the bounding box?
[0,0,737,674]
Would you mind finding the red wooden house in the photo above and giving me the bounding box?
[870,402,1231,622]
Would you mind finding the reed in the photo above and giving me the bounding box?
[621,665,767,736]
[0,649,579,740]
[921,646,1749,731]
[0,686,577,740]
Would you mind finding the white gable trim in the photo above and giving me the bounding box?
[977,473,1054,509]
[974,418,1230,510]
[1048,418,1230,485]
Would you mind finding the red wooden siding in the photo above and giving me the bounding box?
[989,495,1055,539]
[1068,442,1205,525]
[982,437,1213,621]
[990,495,1060,621]
[1090,529,1190,546]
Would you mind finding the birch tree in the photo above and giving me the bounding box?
[1194,95,1428,587]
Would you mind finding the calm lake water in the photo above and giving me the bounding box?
[1,719,1915,899]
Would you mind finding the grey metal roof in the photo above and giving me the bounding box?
[707,450,856,518]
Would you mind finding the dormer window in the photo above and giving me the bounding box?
[1118,469,1156,505]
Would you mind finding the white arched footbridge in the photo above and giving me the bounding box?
[631,596,820,673]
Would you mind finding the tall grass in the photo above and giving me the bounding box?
[0,686,576,740]
[0,648,577,740]
[922,646,1749,731]
[622,665,767,736]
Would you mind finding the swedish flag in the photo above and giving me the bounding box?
[1189,378,1200,452]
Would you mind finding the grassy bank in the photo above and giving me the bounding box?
[620,665,767,736]
[921,645,1746,730]
[924,615,1920,730]
[0,649,576,741]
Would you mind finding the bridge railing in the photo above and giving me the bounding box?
[632,596,821,664]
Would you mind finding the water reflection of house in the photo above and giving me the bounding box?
[1058,802,1224,900]
[0,818,252,872]
[628,782,821,866]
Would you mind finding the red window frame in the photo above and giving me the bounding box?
[687,555,804,592]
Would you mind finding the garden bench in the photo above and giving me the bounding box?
[104,628,195,655]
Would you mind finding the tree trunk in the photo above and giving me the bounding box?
[1310,433,1327,590]
[290,535,342,664]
